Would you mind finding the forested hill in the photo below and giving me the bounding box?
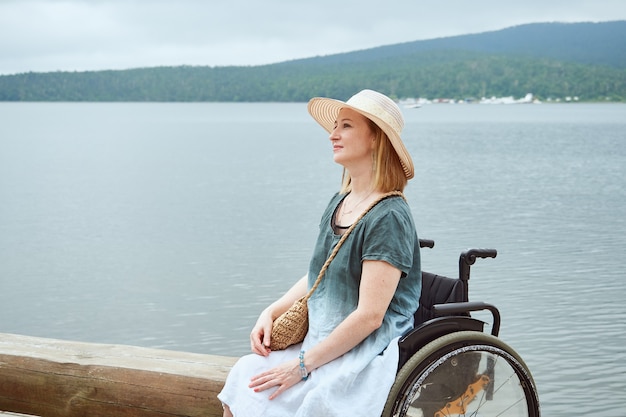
[297,21,626,68]
[1,21,625,102]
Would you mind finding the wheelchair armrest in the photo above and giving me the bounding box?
[433,301,500,336]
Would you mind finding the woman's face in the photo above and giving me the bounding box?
[329,107,375,171]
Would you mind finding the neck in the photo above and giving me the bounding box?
[347,170,376,196]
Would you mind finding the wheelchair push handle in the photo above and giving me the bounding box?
[419,238,435,249]
[458,248,497,300]
[461,248,497,265]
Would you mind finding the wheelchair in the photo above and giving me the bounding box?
[382,239,540,417]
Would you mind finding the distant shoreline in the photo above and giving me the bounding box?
[1,22,624,103]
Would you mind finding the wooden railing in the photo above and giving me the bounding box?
[0,333,237,417]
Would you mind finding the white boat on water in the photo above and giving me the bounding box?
[480,93,541,104]
[400,98,427,108]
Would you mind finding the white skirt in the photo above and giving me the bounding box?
[217,336,400,417]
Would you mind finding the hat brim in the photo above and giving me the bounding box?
[308,97,414,179]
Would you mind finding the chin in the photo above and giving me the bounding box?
[332,154,344,164]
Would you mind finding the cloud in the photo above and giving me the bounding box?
[1,0,625,74]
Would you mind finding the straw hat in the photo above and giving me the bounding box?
[307,89,414,179]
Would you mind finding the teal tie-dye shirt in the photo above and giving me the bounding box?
[305,193,421,367]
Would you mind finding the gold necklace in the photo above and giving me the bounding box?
[341,190,374,216]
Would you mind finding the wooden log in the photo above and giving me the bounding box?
[0,333,237,417]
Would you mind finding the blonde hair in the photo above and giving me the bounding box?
[340,120,408,194]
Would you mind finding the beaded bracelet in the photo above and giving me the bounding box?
[299,350,309,381]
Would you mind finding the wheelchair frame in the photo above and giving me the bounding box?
[382,239,540,417]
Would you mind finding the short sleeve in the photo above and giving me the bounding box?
[361,204,416,276]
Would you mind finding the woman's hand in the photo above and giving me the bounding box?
[249,358,302,400]
[250,308,273,356]
[250,275,309,356]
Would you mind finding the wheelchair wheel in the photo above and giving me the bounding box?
[383,331,540,417]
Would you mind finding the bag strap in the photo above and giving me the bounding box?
[304,190,405,299]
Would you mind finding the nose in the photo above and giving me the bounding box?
[329,126,339,141]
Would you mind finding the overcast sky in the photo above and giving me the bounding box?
[1,0,625,75]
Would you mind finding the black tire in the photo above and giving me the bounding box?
[383,331,540,417]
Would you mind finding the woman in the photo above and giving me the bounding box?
[218,89,421,416]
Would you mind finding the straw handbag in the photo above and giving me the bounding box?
[269,191,403,350]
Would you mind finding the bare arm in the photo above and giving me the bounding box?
[250,260,401,399]
[303,260,401,370]
[250,275,308,356]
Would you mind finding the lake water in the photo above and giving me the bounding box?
[1,102,625,416]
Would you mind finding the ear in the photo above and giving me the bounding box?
[370,132,378,149]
